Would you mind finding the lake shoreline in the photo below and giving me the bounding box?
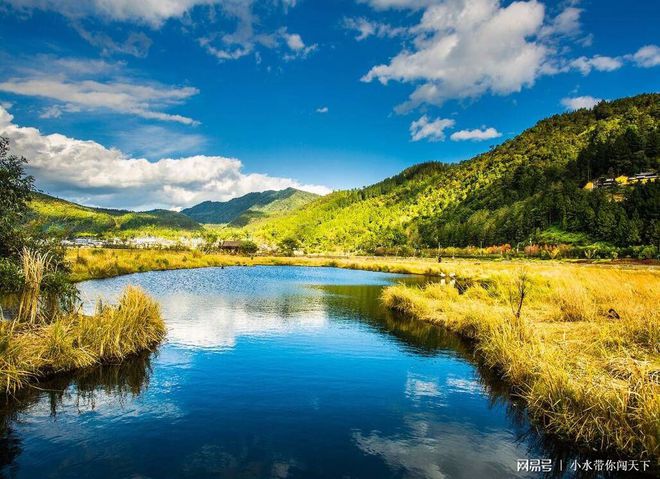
[66,248,659,463]
[67,247,660,283]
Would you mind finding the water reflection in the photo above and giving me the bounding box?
[0,267,654,478]
[0,352,153,476]
[163,292,328,349]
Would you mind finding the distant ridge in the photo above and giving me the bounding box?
[181,187,320,226]
[28,193,202,237]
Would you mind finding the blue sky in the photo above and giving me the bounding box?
[0,0,658,209]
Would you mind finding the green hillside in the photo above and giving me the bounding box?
[28,193,202,238]
[181,187,319,226]
[252,94,659,252]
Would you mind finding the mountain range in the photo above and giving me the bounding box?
[181,188,319,226]
[26,94,659,251]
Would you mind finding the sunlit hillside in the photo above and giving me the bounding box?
[251,94,659,252]
[28,193,202,238]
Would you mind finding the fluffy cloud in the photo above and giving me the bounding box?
[561,95,601,110]
[409,115,455,142]
[362,0,549,110]
[0,106,330,210]
[359,0,659,111]
[316,106,329,113]
[450,127,501,141]
[569,55,622,75]
[281,29,318,60]
[631,45,660,68]
[0,56,199,124]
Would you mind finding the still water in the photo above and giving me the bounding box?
[0,266,601,478]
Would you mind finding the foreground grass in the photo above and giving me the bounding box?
[382,266,660,460]
[0,286,165,394]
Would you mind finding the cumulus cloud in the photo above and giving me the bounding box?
[359,0,659,111]
[281,29,318,60]
[0,106,330,210]
[561,95,601,110]
[631,45,660,68]
[569,55,622,75]
[450,127,501,141]
[362,0,548,110]
[316,106,329,113]
[409,115,455,142]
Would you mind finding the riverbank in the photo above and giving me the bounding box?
[382,266,659,460]
[65,248,659,460]
[0,286,165,394]
[66,247,657,282]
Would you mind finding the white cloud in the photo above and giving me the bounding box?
[362,0,548,111]
[316,106,329,113]
[343,17,407,41]
[2,0,220,27]
[631,44,660,68]
[0,78,199,125]
[569,55,622,75]
[0,56,199,124]
[359,1,658,111]
[281,29,318,60]
[409,115,455,142]
[450,127,501,141]
[561,95,601,110]
[0,106,330,210]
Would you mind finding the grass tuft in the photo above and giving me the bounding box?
[0,287,165,395]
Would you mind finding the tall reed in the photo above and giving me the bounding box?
[0,286,165,395]
[16,248,51,324]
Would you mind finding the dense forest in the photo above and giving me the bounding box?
[252,94,659,253]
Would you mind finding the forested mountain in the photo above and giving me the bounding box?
[28,193,202,238]
[181,188,319,226]
[252,94,659,252]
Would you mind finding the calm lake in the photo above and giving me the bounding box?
[0,266,613,478]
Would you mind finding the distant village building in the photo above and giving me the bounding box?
[219,240,242,253]
[589,170,657,189]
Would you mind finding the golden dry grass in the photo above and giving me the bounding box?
[0,286,165,395]
[382,265,660,460]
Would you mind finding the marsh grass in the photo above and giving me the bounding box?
[382,267,660,460]
[0,286,165,395]
[17,248,51,324]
